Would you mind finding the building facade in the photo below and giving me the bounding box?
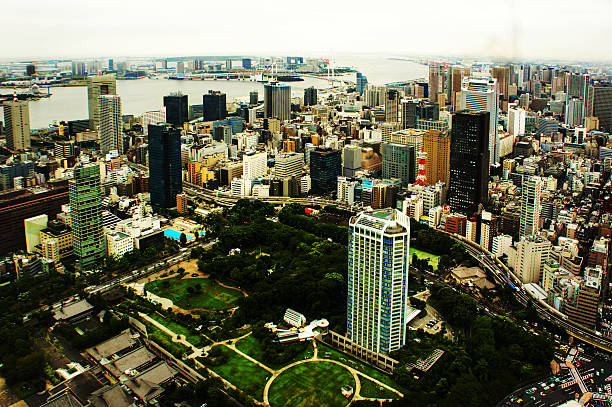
[3,100,31,151]
[99,95,123,154]
[148,125,182,208]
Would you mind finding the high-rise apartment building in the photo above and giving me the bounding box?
[382,143,414,186]
[459,76,499,166]
[520,176,543,238]
[347,208,410,354]
[585,84,612,132]
[3,100,31,151]
[310,148,341,193]
[98,95,122,154]
[264,82,291,121]
[148,125,182,208]
[423,130,450,188]
[448,111,490,215]
[163,93,188,127]
[384,89,400,123]
[304,87,318,106]
[87,75,117,130]
[70,163,105,271]
[203,91,227,122]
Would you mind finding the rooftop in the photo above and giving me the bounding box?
[53,300,94,321]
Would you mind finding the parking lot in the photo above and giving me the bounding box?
[498,345,612,407]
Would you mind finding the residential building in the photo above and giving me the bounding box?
[520,176,543,238]
[140,109,166,137]
[508,106,526,137]
[70,164,105,271]
[99,95,122,154]
[347,209,410,354]
[176,193,188,214]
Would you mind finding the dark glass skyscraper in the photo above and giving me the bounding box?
[304,87,318,106]
[448,111,490,216]
[400,100,440,129]
[148,124,182,208]
[382,143,414,186]
[356,72,368,96]
[203,90,227,122]
[310,148,341,194]
[264,82,291,121]
[163,93,188,126]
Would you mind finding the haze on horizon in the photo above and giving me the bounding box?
[2,0,611,63]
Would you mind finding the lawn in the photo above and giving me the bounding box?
[317,342,400,390]
[201,345,271,400]
[145,277,243,311]
[141,319,190,357]
[358,374,399,399]
[410,247,440,270]
[235,334,314,369]
[147,313,210,348]
[268,361,355,407]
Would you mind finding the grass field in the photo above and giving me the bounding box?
[235,335,314,369]
[145,277,243,311]
[204,345,271,400]
[268,361,355,407]
[141,319,190,357]
[317,342,400,390]
[410,247,440,270]
[147,313,210,347]
[358,375,399,399]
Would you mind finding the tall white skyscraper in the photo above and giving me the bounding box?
[99,95,123,154]
[347,209,410,354]
[460,76,499,166]
[508,106,526,138]
[520,176,543,238]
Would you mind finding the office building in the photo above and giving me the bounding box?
[163,93,188,127]
[264,82,291,121]
[566,267,602,330]
[275,152,304,179]
[98,95,122,154]
[243,151,268,180]
[24,214,48,253]
[3,100,31,151]
[391,129,426,186]
[384,89,400,122]
[0,160,34,191]
[140,109,166,137]
[203,91,227,122]
[508,106,526,137]
[459,76,499,166]
[249,91,258,105]
[428,65,445,102]
[448,111,490,215]
[423,130,450,188]
[148,125,182,208]
[400,100,439,129]
[70,164,104,271]
[382,143,414,187]
[448,66,470,109]
[515,235,551,284]
[565,98,584,127]
[491,66,510,99]
[566,73,589,100]
[310,148,341,193]
[356,72,368,96]
[87,75,117,130]
[347,208,410,354]
[479,210,496,252]
[585,84,612,132]
[343,145,362,177]
[304,87,318,106]
[242,58,252,69]
[520,176,542,238]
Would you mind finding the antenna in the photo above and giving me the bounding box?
[414,146,428,186]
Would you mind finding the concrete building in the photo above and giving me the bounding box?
[3,100,31,151]
[275,152,304,179]
[87,75,117,130]
[264,82,291,121]
[519,176,543,238]
[515,235,551,284]
[423,130,450,187]
[492,234,512,258]
[99,95,123,154]
[106,231,133,259]
[384,89,400,122]
[140,109,166,137]
[347,209,410,354]
[382,143,414,187]
[508,106,526,137]
[24,214,48,253]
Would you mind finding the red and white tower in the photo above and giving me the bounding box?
[13,86,18,102]
[414,147,428,186]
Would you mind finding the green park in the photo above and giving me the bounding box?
[409,247,440,270]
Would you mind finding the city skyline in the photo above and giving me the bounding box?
[2,0,612,62]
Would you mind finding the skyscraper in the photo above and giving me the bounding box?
[347,208,410,354]
[203,90,227,122]
[356,72,368,96]
[384,89,400,122]
[382,143,414,186]
[249,91,259,105]
[98,95,122,154]
[428,65,445,103]
[585,84,612,132]
[163,93,188,127]
[70,163,105,271]
[148,124,182,208]
[87,75,117,130]
[309,148,341,193]
[459,76,499,166]
[515,235,551,284]
[448,66,470,109]
[448,111,490,216]
[491,66,510,99]
[3,99,31,151]
[423,130,450,188]
[304,87,318,106]
[519,176,542,238]
[508,106,526,137]
[264,82,291,121]
[400,100,439,129]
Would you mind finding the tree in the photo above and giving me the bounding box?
[186,286,194,295]
[179,233,187,246]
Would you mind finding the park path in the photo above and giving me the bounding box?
[138,312,204,358]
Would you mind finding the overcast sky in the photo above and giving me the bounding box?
[2,0,611,62]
